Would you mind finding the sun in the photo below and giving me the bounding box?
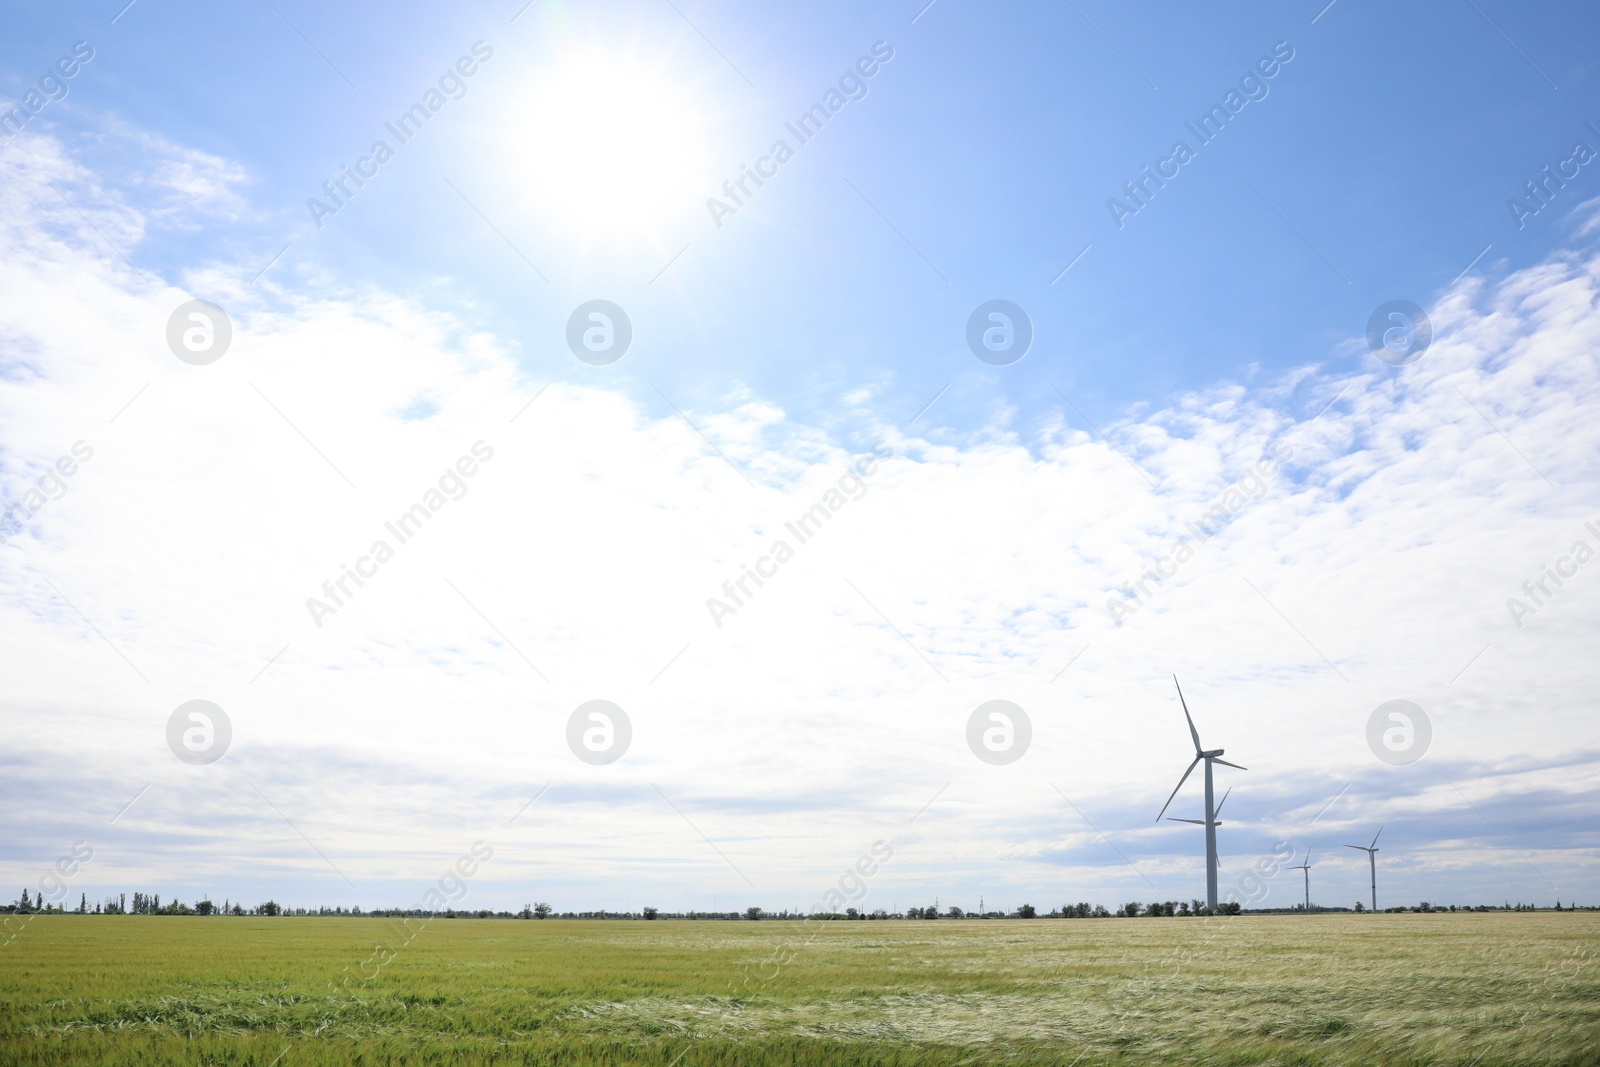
[502,50,713,241]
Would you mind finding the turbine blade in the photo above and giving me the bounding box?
[1213,758,1247,771]
[1214,787,1232,818]
[1370,825,1384,849]
[1155,756,1201,821]
[1174,676,1202,753]
[1166,818,1206,824]
[1344,844,1367,851]
[1306,849,1313,866]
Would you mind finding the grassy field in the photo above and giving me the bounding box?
[1,912,1597,1065]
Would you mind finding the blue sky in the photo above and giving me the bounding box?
[7,0,1597,427]
[2,0,1599,915]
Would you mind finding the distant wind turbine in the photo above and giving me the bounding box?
[1156,676,1246,911]
[1345,827,1383,912]
[1287,849,1314,912]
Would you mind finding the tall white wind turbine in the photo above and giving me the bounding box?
[1155,676,1246,911]
[1288,849,1314,912]
[1345,827,1383,912]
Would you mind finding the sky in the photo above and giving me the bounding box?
[1,0,1598,916]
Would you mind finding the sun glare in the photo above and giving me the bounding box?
[506,53,711,240]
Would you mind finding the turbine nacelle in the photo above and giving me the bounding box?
[1165,787,1230,828]
[1344,826,1383,855]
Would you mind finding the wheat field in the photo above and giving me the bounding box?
[1,912,1596,1064]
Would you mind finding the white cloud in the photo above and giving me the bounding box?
[2,131,1598,915]
[109,122,252,226]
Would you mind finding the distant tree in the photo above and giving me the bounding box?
[1092,905,1111,918]
[260,901,281,916]
[870,909,888,920]
[1217,901,1241,915]
[1176,901,1191,917]
[534,902,552,919]
[947,906,964,919]
[643,907,659,920]
[1018,904,1037,919]
[922,904,939,919]
[745,906,763,921]
[1354,901,1364,913]
[79,893,87,914]
[196,899,215,916]
[19,889,30,912]
[906,906,923,919]
[1121,902,1142,918]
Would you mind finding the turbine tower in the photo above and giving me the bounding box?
[1156,676,1246,911]
[1345,827,1382,912]
[1287,849,1314,912]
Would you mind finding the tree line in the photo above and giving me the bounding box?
[6,889,1590,918]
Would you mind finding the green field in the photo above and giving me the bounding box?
[2,913,1597,1065]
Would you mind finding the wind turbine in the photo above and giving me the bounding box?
[1156,676,1246,911]
[1345,827,1382,912]
[1287,849,1314,912]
